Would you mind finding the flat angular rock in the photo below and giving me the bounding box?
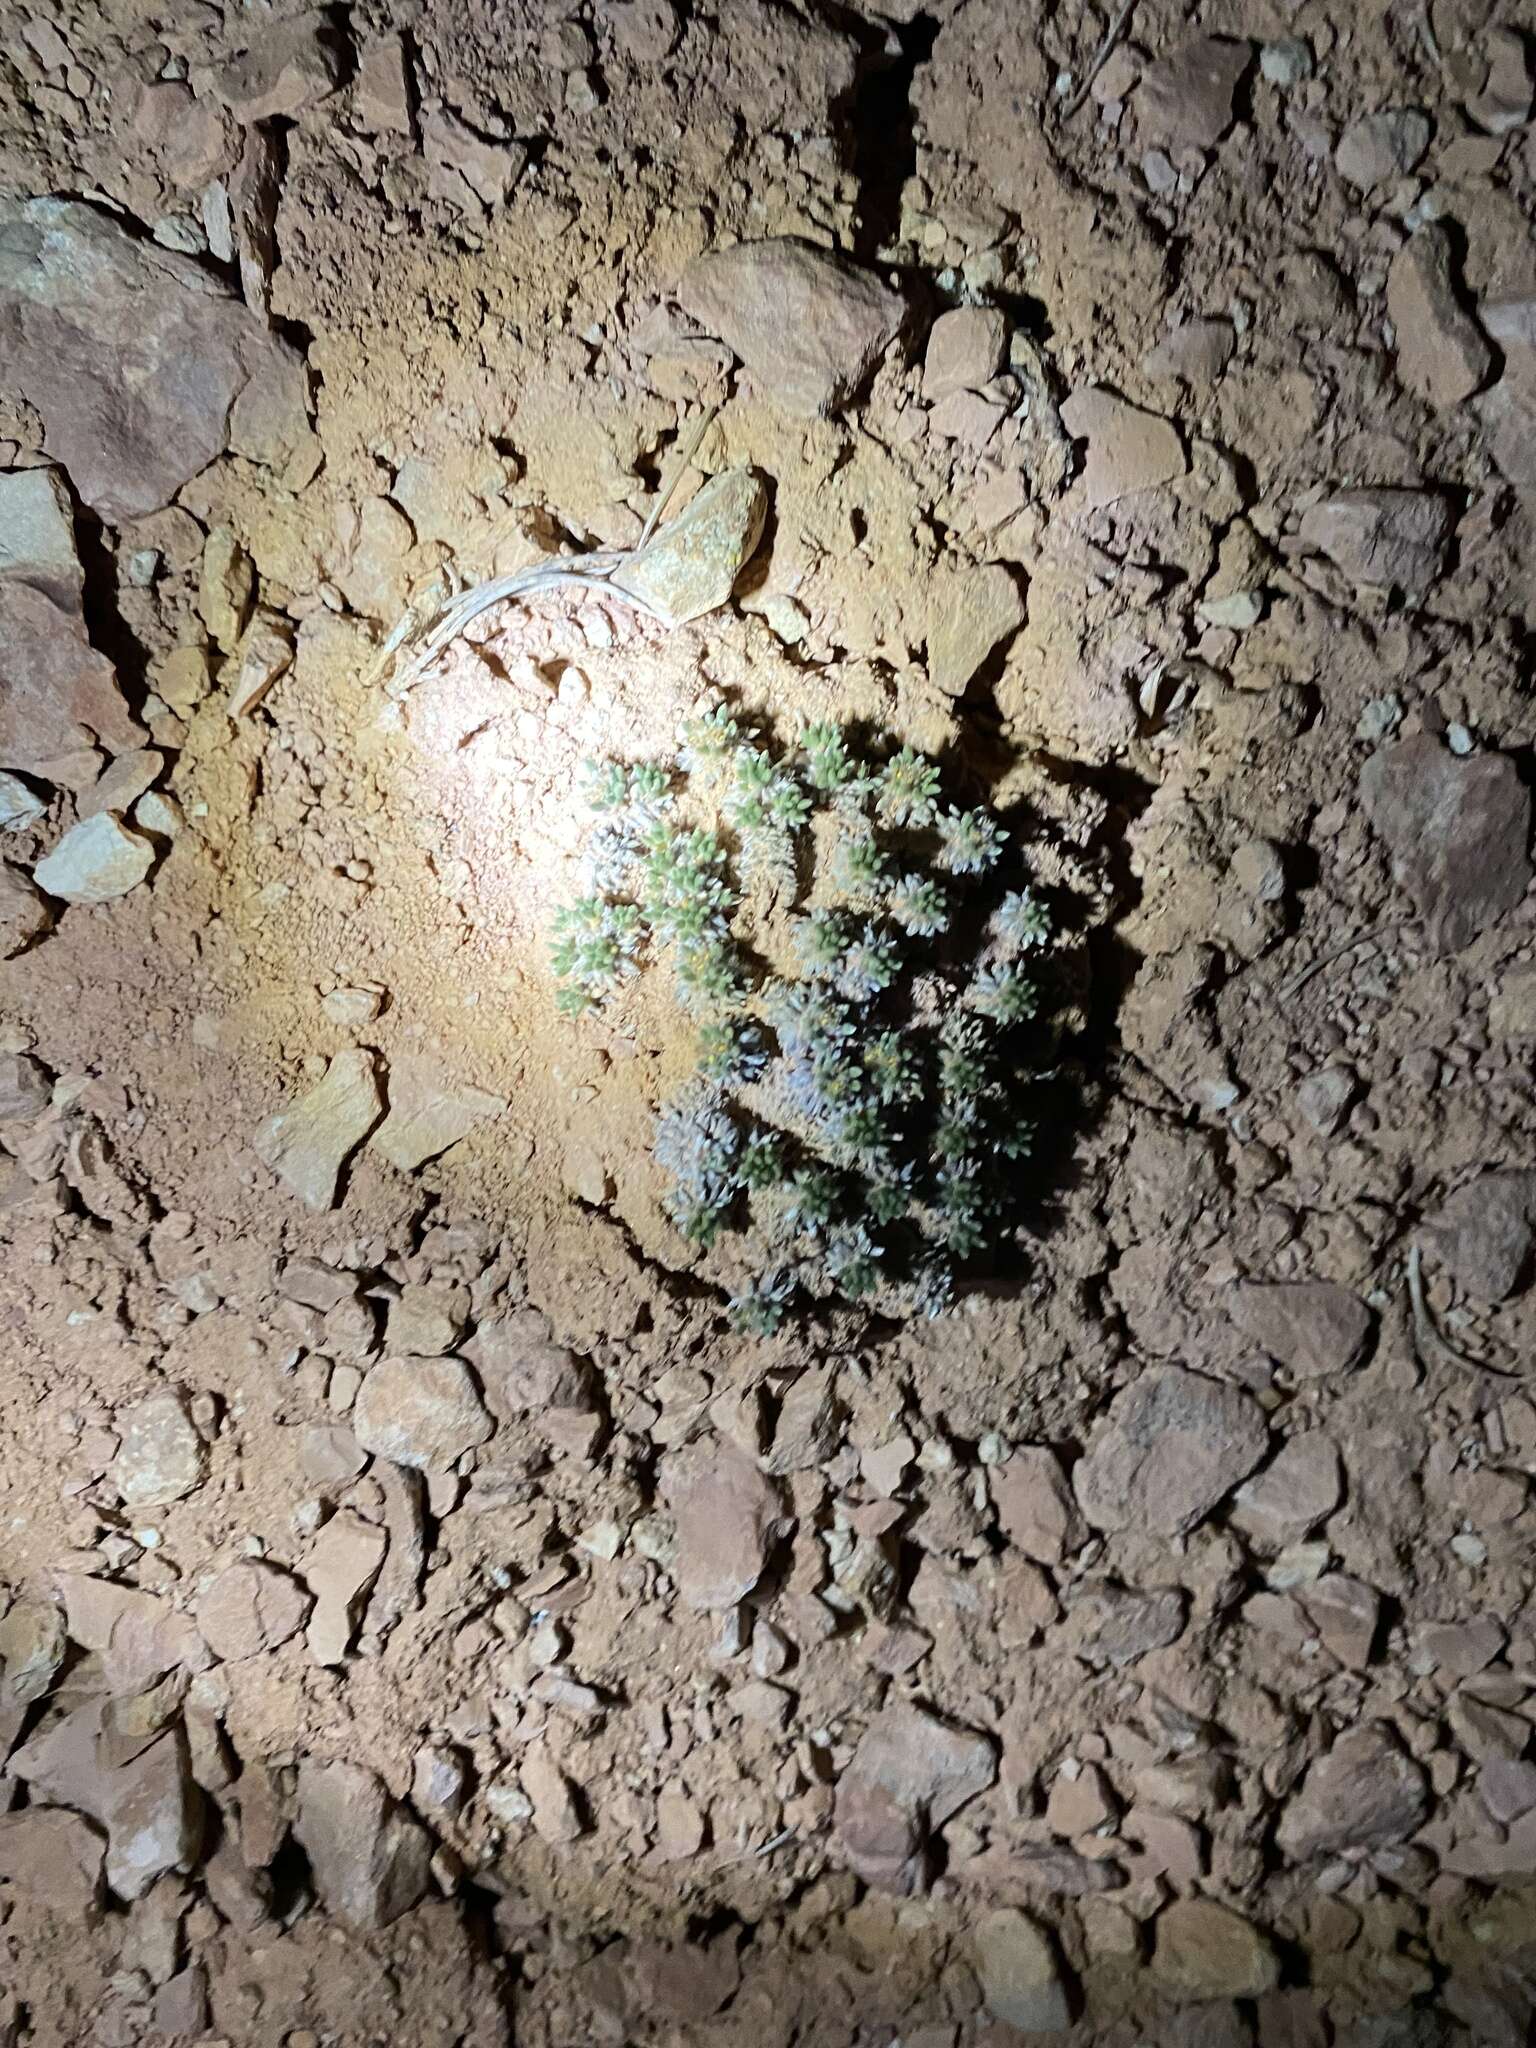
[765,1363,841,1474]
[212,8,344,121]
[1420,1169,1536,1301]
[1387,226,1492,408]
[1153,1899,1279,2001]
[195,1561,311,1661]
[78,749,164,822]
[151,1964,209,2040]
[1142,317,1236,385]
[1298,489,1450,588]
[834,1701,996,1893]
[297,1422,367,1487]
[61,1577,201,1693]
[0,583,140,776]
[227,610,295,718]
[1360,735,1532,954]
[293,1759,430,1928]
[0,860,50,956]
[1295,1063,1355,1135]
[1479,1758,1536,1824]
[1477,296,1536,484]
[0,1050,50,1120]
[466,1312,594,1417]
[0,771,47,831]
[925,561,1026,698]
[105,1725,202,1901]
[386,1282,467,1357]
[1074,1366,1268,1536]
[370,1053,505,1172]
[15,1704,204,1904]
[0,1595,66,1707]
[1468,26,1532,135]
[1490,958,1536,1032]
[609,468,768,626]
[0,1809,105,1916]
[356,35,412,133]
[33,811,154,904]
[677,238,905,418]
[521,1742,585,1843]
[1134,36,1250,154]
[1061,386,1186,508]
[1300,1574,1381,1669]
[1062,1581,1189,1667]
[972,1907,1073,2032]
[922,306,1009,401]
[662,1437,786,1612]
[1416,1614,1503,1682]
[1227,1281,1373,1379]
[1276,1726,1428,1861]
[1335,108,1432,188]
[304,1508,387,1666]
[111,1388,207,1508]
[991,1446,1085,1565]
[0,465,81,607]
[1230,1434,1343,1548]
[352,1355,494,1471]
[0,197,310,520]
[422,110,527,214]
[254,1049,385,1209]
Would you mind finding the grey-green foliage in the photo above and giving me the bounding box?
[549,700,1056,1332]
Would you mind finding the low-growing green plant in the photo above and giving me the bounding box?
[549,702,1058,1328]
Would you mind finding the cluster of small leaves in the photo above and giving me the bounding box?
[550,703,1055,1331]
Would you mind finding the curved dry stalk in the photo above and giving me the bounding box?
[374,406,723,693]
[1058,1,1139,121]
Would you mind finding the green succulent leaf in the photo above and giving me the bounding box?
[877,746,942,828]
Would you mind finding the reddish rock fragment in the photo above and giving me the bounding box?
[1227,1281,1372,1380]
[922,306,1008,401]
[293,1758,430,1929]
[0,197,309,520]
[212,8,344,122]
[0,583,140,775]
[1421,1170,1536,1301]
[1298,489,1450,588]
[1360,735,1532,955]
[1134,36,1251,155]
[1387,226,1492,408]
[303,1508,387,1666]
[194,1561,311,1661]
[833,1701,996,1894]
[1073,1366,1268,1536]
[661,1437,787,1612]
[1062,1582,1189,1668]
[1230,1434,1343,1548]
[676,238,904,418]
[991,1446,1085,1565]
[1276,1726,1428,1861]
[352,1356,494,1471]
[0,1808,105,1916]
[1060,386,1185,508]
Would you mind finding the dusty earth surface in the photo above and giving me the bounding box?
[5,0,1536,2042]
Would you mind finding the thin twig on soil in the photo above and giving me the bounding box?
[636,404,719,549]
[1279,919,1406,999]
[374,405,723,690]
[1057,0,1139,121]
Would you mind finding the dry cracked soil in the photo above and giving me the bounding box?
[4,1,1536,2044]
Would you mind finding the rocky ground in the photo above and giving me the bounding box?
[4,0,1536,2042]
